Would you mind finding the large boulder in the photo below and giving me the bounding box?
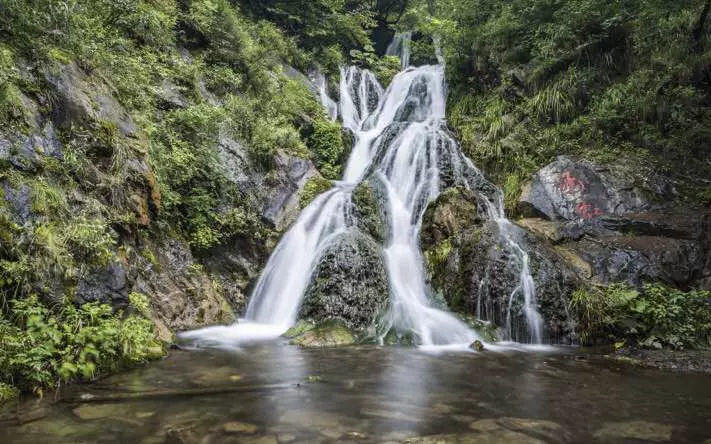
[421,187,580,342]
[519,155,671,221]
[76,262,129,308]
[518,156,710,289]
[300,231,389,332]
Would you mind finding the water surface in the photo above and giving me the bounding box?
[1,344,710,443]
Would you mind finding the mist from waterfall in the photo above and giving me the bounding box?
[180,34,544,347]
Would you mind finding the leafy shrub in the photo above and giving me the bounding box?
[309,119,347,180]
[571,283,711,349]
[0,382,18,404]
[0,295,163,394]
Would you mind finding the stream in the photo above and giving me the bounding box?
[1,344,710,443]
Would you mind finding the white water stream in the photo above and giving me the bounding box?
[182,34,543,347]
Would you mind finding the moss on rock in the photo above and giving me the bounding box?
[288,321,355,348]
[299,176,333,209]
[351,180,386,243]
[300,231,389,332]
[283,320,316,339]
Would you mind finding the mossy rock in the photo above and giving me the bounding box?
[283,320,316,339]
[289,322,355,348]
[420,187,483,314]
[382,328,418,347]
[351,180,386,243]
[300,231,389,331]
[299,176,333,209]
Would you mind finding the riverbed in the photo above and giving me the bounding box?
[1,343,710,443]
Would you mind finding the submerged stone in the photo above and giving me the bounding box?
[405,432,544,444]
[223,421,258,434]
[593,421,673,442]
[289,322,355,348]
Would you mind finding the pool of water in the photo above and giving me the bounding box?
[1,343,710,443]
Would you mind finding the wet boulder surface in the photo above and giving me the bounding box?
[300,230,389,332]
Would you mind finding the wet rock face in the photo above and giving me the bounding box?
[133,239,234,342]
[219,137,322,232]
[421,187,580,342]
[518,156,710,289]
[44,63,138,137]
[76,263,129,308]
[0,122,62,172]
[261,153,321,231]
[300,231,389,331]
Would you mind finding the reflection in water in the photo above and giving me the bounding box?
[1,345,710,443]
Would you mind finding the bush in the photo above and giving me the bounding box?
[0,295,163,394]
[571,283,711,349]
[309,119,347,180]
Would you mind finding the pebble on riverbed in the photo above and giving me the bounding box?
[593,421,673,442]
[223,421,258,434]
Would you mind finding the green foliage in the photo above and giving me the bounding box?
[370,55,402,87]
[0,295,163,393]
[299,176,333,209]
[239,0,375,57]
[128,291,151,318]
[410,0,711,209]
[309,119,347,180]
[0,382,18,404]
[571,283,711,349]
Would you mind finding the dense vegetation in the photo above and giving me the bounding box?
[407,0,711,209]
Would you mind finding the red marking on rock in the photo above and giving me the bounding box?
[576,202,605,220]
[559,171,586,194]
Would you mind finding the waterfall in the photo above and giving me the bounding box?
[181,35,544,347]
[386,32,412,69]
[312,71,338,122]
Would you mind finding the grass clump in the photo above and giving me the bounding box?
[309,119,347,180]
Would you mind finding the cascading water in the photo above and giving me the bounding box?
[479,191,544,343]
[312,71,338,122]
[386,32,412,69]
[181,34,544,347]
